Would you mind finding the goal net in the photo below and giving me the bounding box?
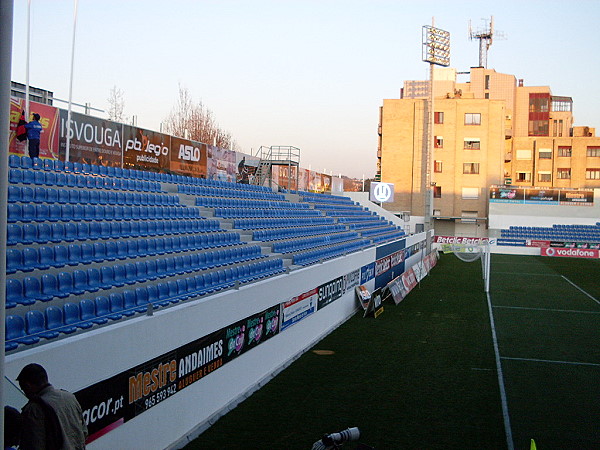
[445,242,491,293]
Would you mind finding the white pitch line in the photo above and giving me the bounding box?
[486,292,514,450]
[494,272,561,277]
[561,276,600,306]
[493,305,600,315]
[501,357,600,367]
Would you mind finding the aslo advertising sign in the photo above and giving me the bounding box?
[370,182,394,203]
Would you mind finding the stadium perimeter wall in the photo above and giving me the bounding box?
[5,231,430,449]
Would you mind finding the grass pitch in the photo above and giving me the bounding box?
[186,254,600,449]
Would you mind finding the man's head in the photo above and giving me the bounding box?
[32,113,40,121]
[17,363,49,398]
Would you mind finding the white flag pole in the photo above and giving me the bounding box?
[65,0,79,163]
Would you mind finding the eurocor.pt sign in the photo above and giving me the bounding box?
[370,182,394,203]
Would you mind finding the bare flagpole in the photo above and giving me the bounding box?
[65,0,79,163]
[25,0,31,119]
[0,0,15,445]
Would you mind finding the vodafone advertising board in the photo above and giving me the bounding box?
[541,247,600,259]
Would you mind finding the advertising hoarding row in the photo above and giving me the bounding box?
[490,186,593,206]
[9,97,339,191]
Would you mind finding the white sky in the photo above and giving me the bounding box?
[10,0,600,178]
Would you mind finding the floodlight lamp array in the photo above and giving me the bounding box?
[422,25,450,66]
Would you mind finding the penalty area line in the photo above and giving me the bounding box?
[561,276,600,306]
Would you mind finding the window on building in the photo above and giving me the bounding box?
[464,138,481,150]
[433,209,441,216]
[462,187,479,199]
[484,93,490,99]
[538,149,552,159]
[528,120,549,136]
[538,171,552,182]
[461,211,478,223]
[587,146,600,157]
[516,149,532,160]
[465,113,481,125]
[434,112,444,124]
[586,169,600,180]
[557,168,571,179]
[551,96,573,112]
[434,160,443,173]
[558,146,572,157]
[433,186,442,198]
[516,171,531,182]
[435,136,444,148]
[463,163,480,174]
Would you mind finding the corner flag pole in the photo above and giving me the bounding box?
[65,0,79,163]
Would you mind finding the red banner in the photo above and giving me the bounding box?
[170,136,207,178]
[540,247,600,258]
[9,98,60,159]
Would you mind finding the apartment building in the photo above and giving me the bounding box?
[378,67,600,234]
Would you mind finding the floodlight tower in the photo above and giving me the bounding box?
[469,16,503,68]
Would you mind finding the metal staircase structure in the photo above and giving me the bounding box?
[252,146,300,190]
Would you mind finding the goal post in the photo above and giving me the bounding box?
[443,242,491,293]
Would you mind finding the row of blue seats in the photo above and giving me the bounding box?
[179,184,285,200]
[337,216,378,223]
[300,194,356,205]
[312,203,366,211]
[6,258,286,351]
[8,185,178,206]
[368,230,407,244]
[10,155,175,184]
[233,216,335,230]
[214,207,322,219]
[8,203,199,223]
[272,231,359,254]
[7,232,242,273]
[9,168,163,193]
[195,196,308,209]
[252,224,347,242]
[7,219,221,246]
[6,245,265,307]
[324,210,374,217]
[348,220,389,230]
[360,225,402,237]
[293,239,369,266]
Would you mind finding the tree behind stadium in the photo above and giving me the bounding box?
[163,85,237,150]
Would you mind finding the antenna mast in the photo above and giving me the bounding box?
[468,16,504,68]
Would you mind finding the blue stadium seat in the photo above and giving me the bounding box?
[72,270,88,295]
[80,298,108,325]
[41,273,64,298]
[7,224,22,245]
[24,276,53,302]
[8,185,21,202]
[8,154,20,168]
[134,287,150,312]
[100,266,115,289]
[64,302,93,329]
[6,315,40,349]
[25,310,59,340]
[43,158,55,171]
[6,249,22,274]
[21,247,40,271]
[86,268,102,291]
[45,305,77,334]
[38,246,54,270]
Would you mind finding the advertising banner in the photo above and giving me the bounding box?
[434,236,492,245]
[10,97,60,159]
[497,238,527,247]
[489,187,525,203]
[559,190,594,206]
[316,276,345,310]
[298,169,310,191]
[75,304,281,442]
[387,277,407,305]
[540,247,600,259]
[170,136,207,178]
[360,263,375,285]
[236,153,260,184]
[122,125,170,171]
[207,146,236,182]
[524,188,559,204]
[401,268,418,292]
[281,288,318,331]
